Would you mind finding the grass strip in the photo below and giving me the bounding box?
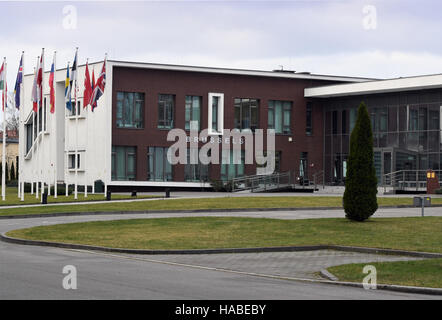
[6,216,442,253]
[0,196,441,217]
[327,259,442,289]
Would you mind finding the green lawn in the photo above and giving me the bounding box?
[7,216,442,253]
[0,194,441,217]
[327,259,442,289]
[0,187,155,206]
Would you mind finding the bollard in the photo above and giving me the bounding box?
[106,190,111,201]
[165,188,170,198]
[42,192,48,204]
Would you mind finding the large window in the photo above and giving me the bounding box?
[208,93,224,135]
[268,100,292,134]
[158,94,174,129]
[234,98,259,131]
[112,146,137,181]
[184,149,209,182]
[185,96,201,131]
[116,92,144,129]
[221,150,245,180]
[147,147,173,181]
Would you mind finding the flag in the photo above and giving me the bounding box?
[65,62,72,111]
[49,54,55,113]
[70,50,78,107]
[83,61,92,109]
[32,52,44,113]
[0,61,6,111]
[14,53,23,109]
[91,68,95,92]
[90,59,106,111]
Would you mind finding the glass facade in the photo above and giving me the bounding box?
[323,90,442,185]
[147,147,173,181]
[112,146,137,181]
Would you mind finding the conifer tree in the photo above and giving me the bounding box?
[343,102,378,221]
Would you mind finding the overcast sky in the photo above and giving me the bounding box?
[2,0,442,85]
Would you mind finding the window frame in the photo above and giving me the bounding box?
[116,91,145,129]
[158,94,175,129]
[268,100,292,135]
[111,146,137,181]
[185,95,202,131]
[234,98,259,132]
[208,93,224,135]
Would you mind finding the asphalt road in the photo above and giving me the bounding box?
[1,209,441,300]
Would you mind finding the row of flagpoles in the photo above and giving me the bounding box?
[0,49,106,201]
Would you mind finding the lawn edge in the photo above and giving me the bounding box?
[1,204,442,219]
[2,231,442,258]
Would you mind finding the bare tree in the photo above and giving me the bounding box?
[5,91,19,132]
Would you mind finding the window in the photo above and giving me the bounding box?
[208,93,224,135]
[147,147,172,181]
[185,96,201,131]
[268,100,292,134]
[306,102,312,135]
[221,150,245,180]
[158,94,174,129]
[342,110,347,134]
[111,146,137,181]
[68,100,81,117]
[116,92,144,128]
[184,149,209,182]
[234,98,259,131]
[332,111,338,134]
[68,153,81,170]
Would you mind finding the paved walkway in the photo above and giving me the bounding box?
[118,249,423,281]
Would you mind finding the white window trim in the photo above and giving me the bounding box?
[208,92,224,135]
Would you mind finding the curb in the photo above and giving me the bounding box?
[2,232,442,258]
[318,269,442,296]
[1,204,442,220]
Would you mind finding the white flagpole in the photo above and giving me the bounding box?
[74,48,78,200]
[103,54,108,198]
[35,56,39,200]
[65,61,69,197]
[20,51,24,201]
[40,48,45,202]
[2,57,7,201]
[84,59,88,198]
[53,51,57,199]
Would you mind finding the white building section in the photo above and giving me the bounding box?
[19,60,112,191]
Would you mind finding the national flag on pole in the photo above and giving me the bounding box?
[0,60,6,111]
[14,53,23,110]
[70,50,78,107]
[91,68,95,92]
[49,54,55,113]
[32,52,44,113]
[83,61,92,109]
[90,59,106,111]
[64,62,72,111]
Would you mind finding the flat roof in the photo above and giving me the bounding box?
[109,60,376,83]
[305,73,442,98]
[24,59,375,83]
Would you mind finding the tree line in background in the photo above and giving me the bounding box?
[0,161,19,184]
